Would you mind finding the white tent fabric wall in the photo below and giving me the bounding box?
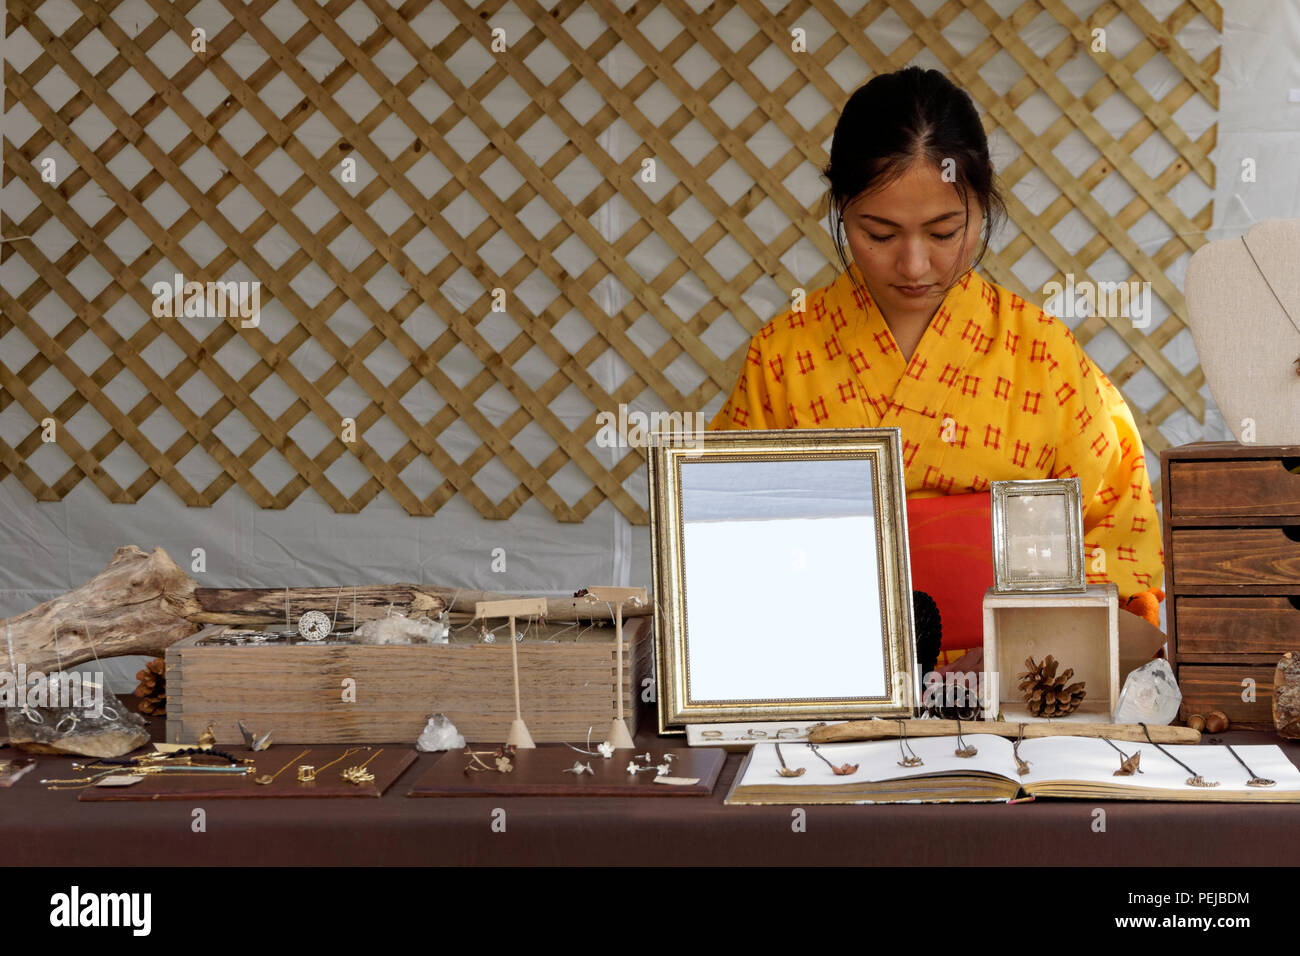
[0,1,1291,690]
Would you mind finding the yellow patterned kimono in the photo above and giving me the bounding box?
[707,264,1163,601]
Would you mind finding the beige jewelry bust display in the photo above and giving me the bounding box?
[1184,219,1300,443]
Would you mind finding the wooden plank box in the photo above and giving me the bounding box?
[982,584,1119,723]
[165,618,651,745]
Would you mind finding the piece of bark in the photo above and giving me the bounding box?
[1274,652,1300,740]
[186,586,649,628]
[1,546,200,672]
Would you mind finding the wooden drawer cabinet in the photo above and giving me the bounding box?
[1171,528,1300,586]
[1167,456,1300,518]
[1175,596,1300,661]
[1162,443,1300,730]
[1176,664,1279,727]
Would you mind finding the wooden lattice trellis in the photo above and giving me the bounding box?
[1,0,1220,522]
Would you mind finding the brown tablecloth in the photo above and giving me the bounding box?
[5,702,1300,867]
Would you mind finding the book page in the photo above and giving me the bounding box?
[738,735,1016,787]
[1017,737,1300,793]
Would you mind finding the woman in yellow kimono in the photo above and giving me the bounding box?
[708,66,1164,618]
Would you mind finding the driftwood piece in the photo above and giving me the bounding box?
[807,719,1201,745]
[187,586,651,627]
[189,584,446,626]
[2,546,201,673]
[1274,653,1300,740]
[428,588,652,622]
[1,549,653,673]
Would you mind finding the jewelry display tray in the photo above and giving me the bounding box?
[76,747,415,801]
[407,746,725,797]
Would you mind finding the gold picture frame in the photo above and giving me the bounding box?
[990,478,1086,593]
[648,428,918,732]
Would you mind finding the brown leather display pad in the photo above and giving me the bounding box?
[408,746,724,797]
[77,746,415,801]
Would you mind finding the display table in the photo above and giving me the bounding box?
[4,702,1299,867]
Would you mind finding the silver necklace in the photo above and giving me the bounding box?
[1240,235,1300,375]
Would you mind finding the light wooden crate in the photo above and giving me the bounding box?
[983,584,1120,723]
[165,617,650,744]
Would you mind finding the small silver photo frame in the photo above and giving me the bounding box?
[990,478,1086,592]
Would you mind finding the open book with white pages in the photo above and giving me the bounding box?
[724,734,1300,805]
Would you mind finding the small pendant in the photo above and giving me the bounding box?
[897,755,923,768]
[1114,752,1142,776]
[1186,775,1220,788]
[774,743,804,778]
[1247,777,1276,788]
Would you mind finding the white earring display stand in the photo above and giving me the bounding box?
[582,586,647,750]
[474,598,548,749]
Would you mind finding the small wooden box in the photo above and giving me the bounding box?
[1162,442,1300,729]
[982,584,1119,722]
[165,618,650,744]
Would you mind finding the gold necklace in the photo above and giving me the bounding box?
[255,749,311,786]
[298,747,365,784]
[341,748,384,785]
[43,765,253,791]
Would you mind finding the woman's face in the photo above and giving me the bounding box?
[840,160,985,323]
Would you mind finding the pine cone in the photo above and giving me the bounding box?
[1016,655,1086,718]
[133,657,167,716]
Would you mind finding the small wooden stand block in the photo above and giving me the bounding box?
[983,583,1120,723]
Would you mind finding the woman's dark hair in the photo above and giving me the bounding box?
[824,66,1006,296]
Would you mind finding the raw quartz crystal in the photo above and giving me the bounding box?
[1113,658,1182,726]
[354,611,450,645]
[4,674,149,758]
[416,713,465,752]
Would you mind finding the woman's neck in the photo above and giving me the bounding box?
[883,308,937,363]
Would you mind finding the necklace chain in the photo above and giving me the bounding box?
[1240,235,1300,373]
